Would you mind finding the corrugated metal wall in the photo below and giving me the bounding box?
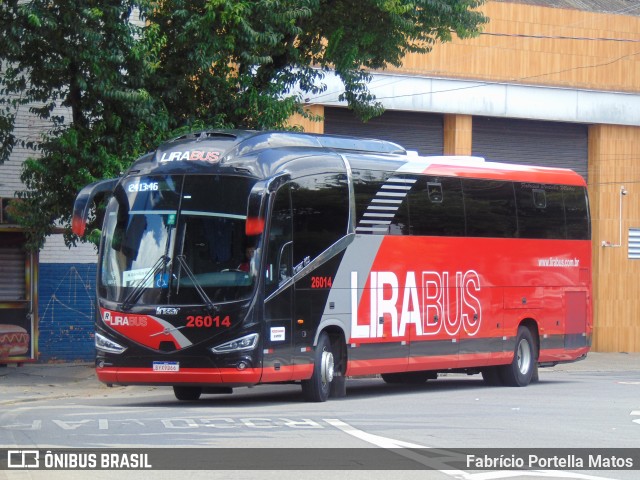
[0,246,25,301]
[324,108,444,156]
[472,117,588,180]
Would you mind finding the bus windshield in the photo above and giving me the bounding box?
[98,174,260,306]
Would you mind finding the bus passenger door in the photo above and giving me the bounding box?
[262,185,294,382]
[288,173,350,378]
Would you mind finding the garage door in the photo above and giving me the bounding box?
[323,107,444,156]
[472,117,588,180]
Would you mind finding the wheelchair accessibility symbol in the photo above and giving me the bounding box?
[154,273,169,288]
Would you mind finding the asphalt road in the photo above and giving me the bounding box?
[1,353,639,480]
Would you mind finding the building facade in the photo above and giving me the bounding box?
[1,0,638,361]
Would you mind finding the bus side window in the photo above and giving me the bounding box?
[265,185,292,295]
[515,183,564,239]
[352,169,411,235]
[463,179,517,238]
[563,186,590,240]
[408,177,465,236]
[291,174,349,265]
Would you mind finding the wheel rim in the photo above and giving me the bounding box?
[320,349,334,385]
[516,338,532,375]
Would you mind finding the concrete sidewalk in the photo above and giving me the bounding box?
[544,351,640,372]
[1,352,639,405]
[0,362,107,405]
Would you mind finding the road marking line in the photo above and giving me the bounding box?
[324,418,471,478]
[323,418,424,448]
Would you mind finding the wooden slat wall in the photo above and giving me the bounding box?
[286,105,324,134]
[589,125,640,352]
[387,1,640,93]
[444,114,473,155]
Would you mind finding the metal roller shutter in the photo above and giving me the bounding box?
[472,117,588,181]
[324,107,444,156]
[0,246,25,301]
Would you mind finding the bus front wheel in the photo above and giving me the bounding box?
[499,326,536,387]
[302,332,334,402]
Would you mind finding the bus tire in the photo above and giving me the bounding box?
[531,362,540,383]
[173,386,202,401]
[302,332,334,402]
[499,326,536,387]
[330,374,347,398]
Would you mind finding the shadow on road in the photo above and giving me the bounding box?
[105,373,576,409]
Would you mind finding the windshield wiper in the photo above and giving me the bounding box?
[175,255,216,314]
[121,255,170,311]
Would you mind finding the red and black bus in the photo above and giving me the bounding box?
[72,130,592,402]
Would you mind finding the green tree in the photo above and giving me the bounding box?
[0,0,487,250]
[1,0,167,249]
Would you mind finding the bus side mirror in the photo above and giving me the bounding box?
[71,178,118,236]
[246,181,268,236]
[245,217,265,236]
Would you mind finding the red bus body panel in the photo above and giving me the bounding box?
[344,235,591,376]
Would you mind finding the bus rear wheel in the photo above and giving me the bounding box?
[173,386,202,401]
[499,326,536,387]
[302,332,334,402]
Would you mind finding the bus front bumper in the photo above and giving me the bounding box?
[96,365,262,387]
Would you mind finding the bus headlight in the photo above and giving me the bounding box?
[95,332,127,354]
[211,333,259,354]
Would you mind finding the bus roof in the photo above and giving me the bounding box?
[129,130,586,187]
[392,156,587,186]
[151,130,406,163]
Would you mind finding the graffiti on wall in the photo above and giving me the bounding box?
[38,264,96,361]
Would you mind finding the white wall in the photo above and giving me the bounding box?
[40,234,97,264]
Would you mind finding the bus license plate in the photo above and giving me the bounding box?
[153,361,179,372]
